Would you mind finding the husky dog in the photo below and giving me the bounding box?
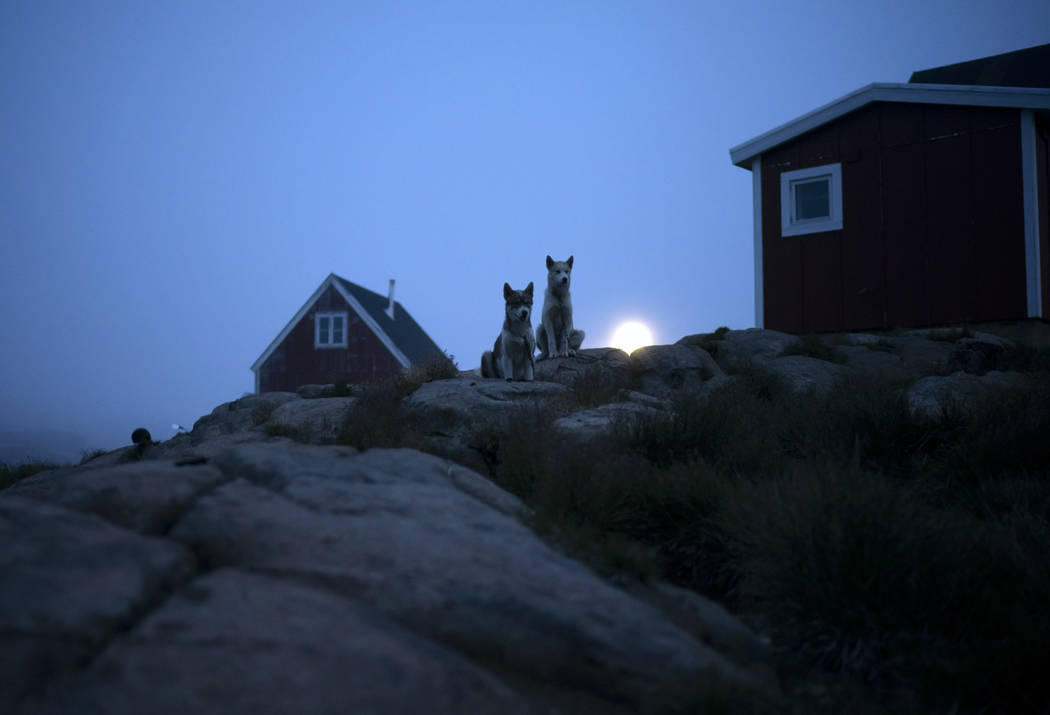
[536,255,585,360]
[480,282,536,381]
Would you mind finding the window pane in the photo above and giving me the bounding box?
[319,316,330,344]
[795,178,830,220]
[333,316,344,343]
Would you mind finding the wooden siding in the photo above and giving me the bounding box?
[257,285,403,393]
[1038,115,1050,318]
[760,102,1027,332]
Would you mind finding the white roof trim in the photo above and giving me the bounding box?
[250,273,410,375]
[730,82,1050,168]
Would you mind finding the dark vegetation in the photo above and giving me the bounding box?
[470,366,1050,714]
[323,332,1050,712]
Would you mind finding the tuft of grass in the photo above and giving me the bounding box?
[778,334,848,364]
[1,460,62,490]
[695,325,730,356]
[79,448,108,464]
[567,365,629,409]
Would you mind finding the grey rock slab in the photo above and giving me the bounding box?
[764,355,851,394]
[552,402,660,443]
[533,347,632,387]
[0,497,193,709]
[883,335,956,377]
[212,442,525,519]
[618,389,674,411]
[405,376,571,424]
[149,430,278,463]
[837,344,909,375]
[18,569,527,715]
[3,461,229,536]
[631,344,724,399]
[907,370,1027,419]
[169,466,761,702]
[691,329,801,371]
[190,392,300,442]
[627,582,774,668]
[266,397,358,443]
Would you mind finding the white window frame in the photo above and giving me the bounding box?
[314,311,348,348]
[780,162,843,237]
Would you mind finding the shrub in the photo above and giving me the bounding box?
[1,460,61,490]
[778,334,848,364]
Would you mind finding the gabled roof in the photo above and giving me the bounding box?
[250,273,446,374]
[730,82,1050,168]
[909,43,1050,89]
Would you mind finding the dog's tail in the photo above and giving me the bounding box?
[480,350,495,378]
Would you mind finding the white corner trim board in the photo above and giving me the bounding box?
[1020,109,1043,318]
[752,156,764,328]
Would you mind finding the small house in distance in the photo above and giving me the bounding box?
[730,43,1050,333]
[251,274,447,393]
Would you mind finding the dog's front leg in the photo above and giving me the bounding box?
[523,334,536,381]
[544,321,560,359]
[500,351,515,381]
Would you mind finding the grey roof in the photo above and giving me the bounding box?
[331,275,447,365]
[909,43,1050,89]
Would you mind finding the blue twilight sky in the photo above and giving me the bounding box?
[2,1,1048,459]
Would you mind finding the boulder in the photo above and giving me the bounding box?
[3,461,228,536]
[552,402,662,443]
[169,444,762,704]
[906,370,1027,419]
[631,344,723,399]
[533,347,632,388]
[763,355,851,395]
[947,334,1013,375]
[20,569,528,715]
[267,397,358,443]
[190,392,300,441]
[0,497,193,710]
[837,344,909,376]
[680,329,800,372]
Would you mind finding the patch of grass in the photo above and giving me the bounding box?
[999,342,1050,373]
[1,460,62,490]
[567,365,629,409]
[720,460,1050,713]
[79,448,108,464]
[778,334,848,364]
[695,325,730,356]
[465,360,1050,712]
[335,354,457,451]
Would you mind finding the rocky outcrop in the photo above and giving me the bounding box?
[3,441,772,714]
[6,324,1041,713]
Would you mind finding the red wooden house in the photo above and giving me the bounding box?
[730,43,1050,333]
[251,274,447,393]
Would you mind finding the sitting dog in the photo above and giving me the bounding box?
[536,255,585,360]
[480,282,536,381]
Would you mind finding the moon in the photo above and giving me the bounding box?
[610,320,654,354]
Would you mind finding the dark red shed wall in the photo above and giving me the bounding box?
[1038,115,1050,319]
[761,102,1027,333]
[257,285,403,393]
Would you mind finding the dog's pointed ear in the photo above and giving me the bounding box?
[525,282,534,297]
[546,255,553,269]
[567,255,573,269]
[503,282,512,299]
